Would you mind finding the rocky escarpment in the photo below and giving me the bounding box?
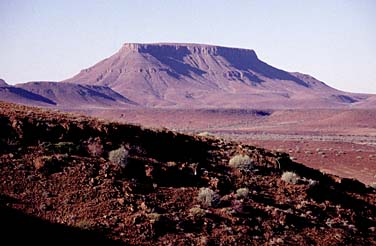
[0,102,375,245]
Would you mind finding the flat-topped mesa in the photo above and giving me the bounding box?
[120,42,259,59]
[61,42,355,108]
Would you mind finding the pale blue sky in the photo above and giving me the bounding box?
[1,0,375,93]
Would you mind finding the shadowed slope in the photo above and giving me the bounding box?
[0,79,8,86]
[17,81,137,108]
[0,204,121,245]
[0,79,56,106]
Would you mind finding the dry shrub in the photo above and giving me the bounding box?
[197,187,219,207]
[109,146,128,168]
[229,154,253,171]
[281,171,299,184]
[236,188,249,199]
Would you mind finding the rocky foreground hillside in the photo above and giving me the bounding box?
[0,101,375,245]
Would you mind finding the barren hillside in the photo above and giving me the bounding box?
[1,102,375,245]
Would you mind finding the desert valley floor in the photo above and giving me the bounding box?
[76,107,376,185]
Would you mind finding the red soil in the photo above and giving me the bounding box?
[80,107,376,185]
[1,102,375,245]
[248,140,376,185]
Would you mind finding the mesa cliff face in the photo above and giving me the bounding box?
[64,43,364,108]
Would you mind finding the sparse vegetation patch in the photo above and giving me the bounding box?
[281,171,300,184]
[229,154,253,171]
[197,187,219,207]
[109,146,128,168]
[189,207,206,218]
[236,188,249,199]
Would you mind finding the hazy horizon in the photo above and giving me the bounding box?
[1,0,375,93]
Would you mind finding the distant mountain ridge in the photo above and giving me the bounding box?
[0,79,135,108]
[0,79,8,87]
[0,79,56,106]
[63,43,371,108]
[18,82,136,108]
[1,43,374,109]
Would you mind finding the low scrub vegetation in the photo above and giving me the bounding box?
[229,154,253,171]
[147,213,161,223]
[109,146,128,168]
[236,188,249,199]
[189,207,206,218]
[197,187,219,207]
[281,171,299,184]
[43,141,81,155]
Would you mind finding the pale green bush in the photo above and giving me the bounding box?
[197,187,219,207]
[189,207,206,218]
[236,188,249,199]
[281,171,299,184]
[109,146,128,168]
[229,154,253,171]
